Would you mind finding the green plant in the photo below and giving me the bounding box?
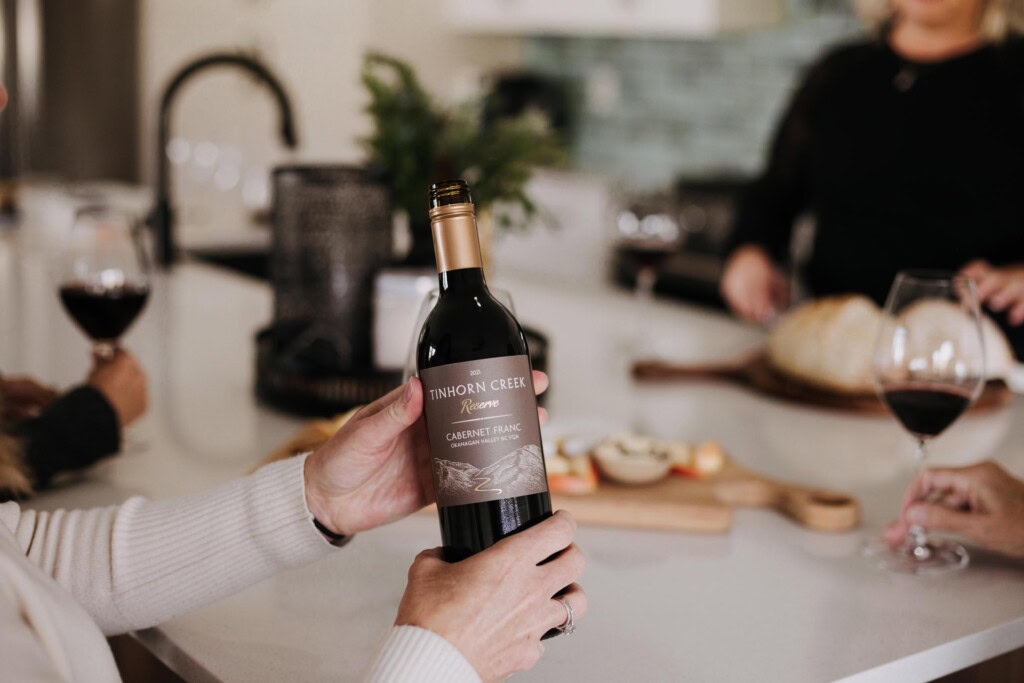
[361,52,564,238]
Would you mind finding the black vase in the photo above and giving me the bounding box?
[269,164,392,370]
[255,165,401,415]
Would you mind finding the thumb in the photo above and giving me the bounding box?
[906,502,974,535]
[358,378,423,445]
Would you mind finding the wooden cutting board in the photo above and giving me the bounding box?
[632,350,1012,413]
[552,456,859,533]
[269,411,859,534]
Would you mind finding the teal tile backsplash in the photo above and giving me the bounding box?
[525,1,862,191]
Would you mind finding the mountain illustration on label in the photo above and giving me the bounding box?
[434,444,546,501]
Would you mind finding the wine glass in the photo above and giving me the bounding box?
[402,287,516,382]
[616,206,681,303]
[866,270,985,575]
[58,205,151,359]
[614,202,681,360]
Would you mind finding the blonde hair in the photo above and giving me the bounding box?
[854,0,1024,41]
[0,392,33,498]
[0,432,32,499]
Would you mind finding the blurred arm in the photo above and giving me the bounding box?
[728,57,824,262]
[8,386,121,492]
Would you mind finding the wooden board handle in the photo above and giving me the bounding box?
[776,486,860,532]
[712,475,860,532]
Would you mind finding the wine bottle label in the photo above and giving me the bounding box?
[420,355,548,507]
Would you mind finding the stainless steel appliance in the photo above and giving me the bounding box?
[0,0,139,187]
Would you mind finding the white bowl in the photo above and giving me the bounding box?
[592,449,671,485]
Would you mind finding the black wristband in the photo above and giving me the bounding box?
[313,517,351,547]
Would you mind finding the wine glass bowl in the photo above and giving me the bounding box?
[59,205,151,359]
[615,201,681,360]
[867,271,985,574]
[403,287,516,382]
[616,205,681,299]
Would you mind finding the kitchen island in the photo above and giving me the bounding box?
[3,236,1024,682]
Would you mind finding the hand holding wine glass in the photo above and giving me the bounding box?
[884,461,1024,559]
[868,271,986,574]
[87,350,148,427]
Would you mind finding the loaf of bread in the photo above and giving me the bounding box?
[766,295,881,393]
[766,295,1015,394]
[901,300,1016,380]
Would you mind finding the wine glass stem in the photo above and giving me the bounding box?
[94,341,118,361]
[631,267,658,356]
[635,266,656,302]
[908,438,930,554]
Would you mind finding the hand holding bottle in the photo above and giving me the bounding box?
[395,511,588,682]
[304,372,549,537]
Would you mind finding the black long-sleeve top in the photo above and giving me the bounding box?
[3,386,120,498]
[731,35,1024,352]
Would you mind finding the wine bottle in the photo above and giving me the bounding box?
[417,179,552,562]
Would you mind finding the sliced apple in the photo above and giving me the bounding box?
[693,440,725,477]
[548,455,598,495]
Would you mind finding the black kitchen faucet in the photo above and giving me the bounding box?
[148,53,297,267]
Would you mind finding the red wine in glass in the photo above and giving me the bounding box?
[621,241,677,272]
[881,386,972,440]
[59,206,151,359]
[59,281,149,346]
[616,209,681,359]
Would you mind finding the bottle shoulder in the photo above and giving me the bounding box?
[416,292,528,369]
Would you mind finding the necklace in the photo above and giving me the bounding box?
[893,65,918,92]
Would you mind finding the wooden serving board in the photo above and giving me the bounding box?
[551,456,859,534]
[269,412,859,535]
[632,350,1012,414]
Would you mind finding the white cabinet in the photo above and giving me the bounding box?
[444,0,783,38]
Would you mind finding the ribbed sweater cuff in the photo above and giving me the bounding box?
[110,454,334,629]
[365,626,481,683]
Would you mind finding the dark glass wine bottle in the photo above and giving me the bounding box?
[416,179,552,562]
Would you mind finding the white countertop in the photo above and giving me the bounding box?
[4,236,1024,682]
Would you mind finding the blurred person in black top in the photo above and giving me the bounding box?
[0,351,147,500]
[0,74,148,499]
[721,0,1024,354]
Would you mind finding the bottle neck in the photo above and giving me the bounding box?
[429,202,482,274]
[438,267,486,295]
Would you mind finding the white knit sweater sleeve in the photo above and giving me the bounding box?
[367,625,481,683]
[0,454,332,635]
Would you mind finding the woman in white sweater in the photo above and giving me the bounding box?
[0,86,587,680]
[0,370,587,682]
